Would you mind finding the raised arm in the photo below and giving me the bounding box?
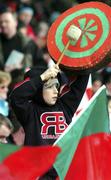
[60,74,89,119]
[10,65,60,124]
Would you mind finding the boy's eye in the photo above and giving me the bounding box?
[48,86,52,89]
[55,84,59,89]
[0,85,7,89]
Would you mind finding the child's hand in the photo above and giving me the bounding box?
[40,65,60,81]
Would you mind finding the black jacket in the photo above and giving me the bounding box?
[10,74,89,146]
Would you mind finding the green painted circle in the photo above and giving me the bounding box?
[55,8,109,58]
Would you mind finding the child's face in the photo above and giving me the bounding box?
[0,82,9,100]
[43,83,59,106]
[0,124,11,143]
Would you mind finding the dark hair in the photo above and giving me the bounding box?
[24,66,47,80]
[24,65,68,87]
[0,4,9,14]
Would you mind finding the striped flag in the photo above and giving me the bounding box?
[54,85,110,180]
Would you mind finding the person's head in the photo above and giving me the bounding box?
[0,114,14,143]
[49,11,60,24]
[92,73,102,94]
[42,78,60,106]
[18,7,34,25]
[92,79,102,94]
[0,71,11,100]
[24,66,65,106]
[35,21,49,49]
[37,21,49,37]
[0,11,17,38]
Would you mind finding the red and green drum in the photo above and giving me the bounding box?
[47,2,111,73]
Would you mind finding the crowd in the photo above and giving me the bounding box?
[0,0,111,179]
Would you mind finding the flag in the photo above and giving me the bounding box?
[0,163,14,180]
[0,144,60,180]
[54,85,110,180]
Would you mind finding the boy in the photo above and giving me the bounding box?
[10,64,89,179]
[10,64,88,144]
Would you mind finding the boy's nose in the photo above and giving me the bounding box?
[53,86,58,93]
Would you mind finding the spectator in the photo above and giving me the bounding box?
[0,70,11,116]
[0,113,13,144]
[0,70,24,145]
[34,21,51,68]
[10,64,89,179]
[92,73,103,94]
[35,21,49,49]
[0,11,35,82]
[18,6,36,41]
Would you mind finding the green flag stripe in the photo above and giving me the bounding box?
[0,143,21,162]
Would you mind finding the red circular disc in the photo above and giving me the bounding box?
[47,2,111,72]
